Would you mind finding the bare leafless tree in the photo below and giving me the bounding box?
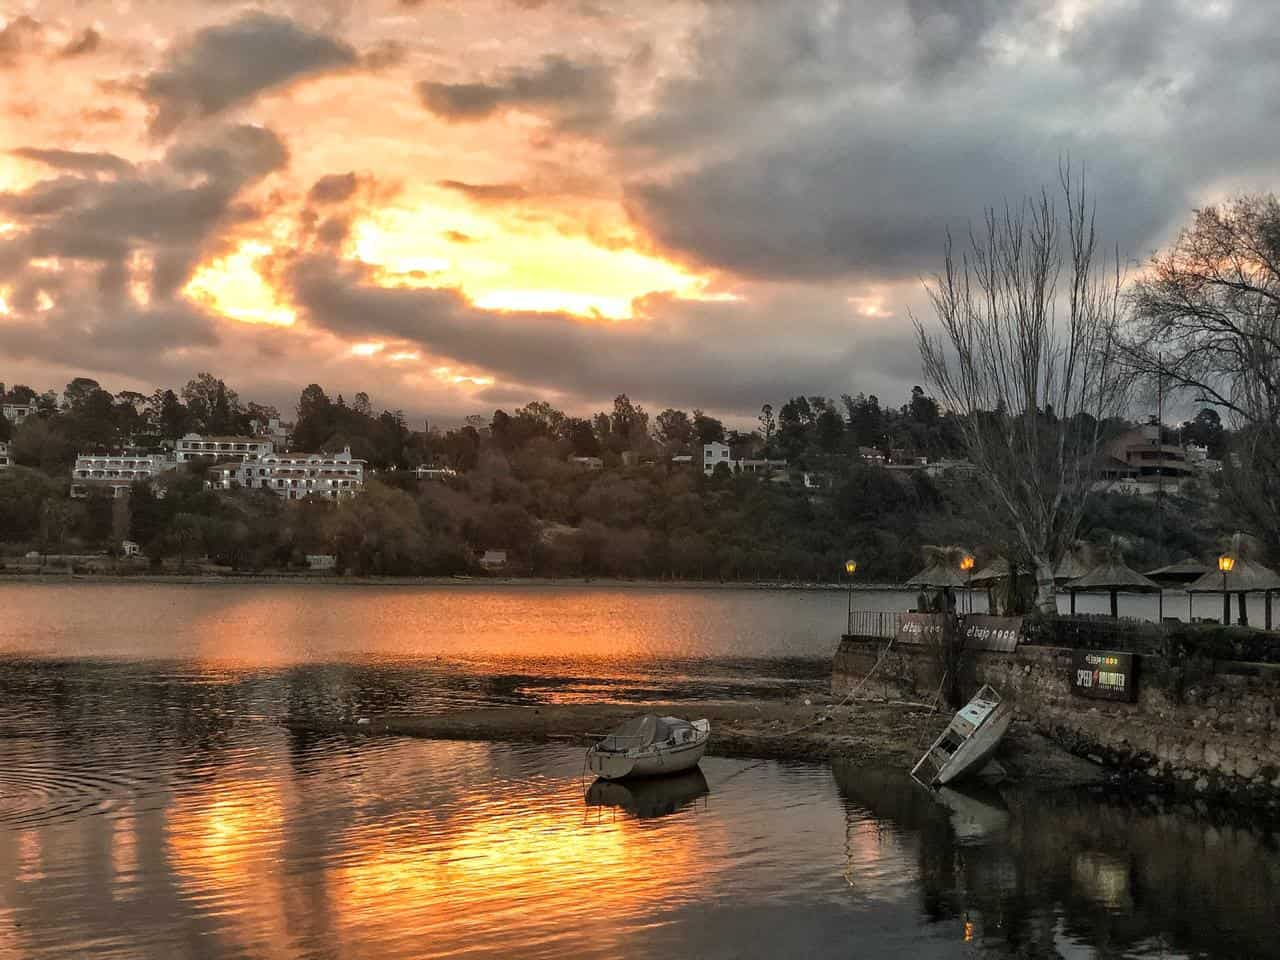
[1123,195,1280,552]
[914,168,1127,612]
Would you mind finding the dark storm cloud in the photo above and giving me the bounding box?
[0,15,42,67]
[0,124,286,302]
[418,55,615,130]
[143,12,357,135]
[308,172,359,205]
[617,0,1280,284]
[60,27,101,58]
[284,255,886,413]
[12,147,134,178]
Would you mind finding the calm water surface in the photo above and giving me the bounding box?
[1,583,1278,959]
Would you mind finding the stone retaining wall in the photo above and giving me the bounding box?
[833,636,1280,806]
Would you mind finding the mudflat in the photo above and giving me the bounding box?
[292,696,1105,786]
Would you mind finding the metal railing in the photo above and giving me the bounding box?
[846,609,902,639]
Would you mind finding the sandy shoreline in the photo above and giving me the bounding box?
[289,697,1106,787]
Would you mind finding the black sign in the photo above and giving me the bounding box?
[1071,650,1137,702]
[895,612,944,645]
[961,615,1023,652]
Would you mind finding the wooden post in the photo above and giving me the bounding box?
[1070,589,1076,615]
[1239,591,1249,628]
[1110,589,1118,619]
[1267,591,1273,631]
[1188,590,1192,623]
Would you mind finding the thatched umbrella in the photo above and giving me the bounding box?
[1185,558,1280,628]
[1067,561,1162,618]
[969,557,1009,585]
[905,563,969,589]
[1144,558,1211,585]
[1053,552,1090,583]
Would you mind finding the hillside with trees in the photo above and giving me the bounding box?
[0,372,1222,581]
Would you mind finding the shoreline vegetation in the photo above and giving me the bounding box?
[289,697,1106,788]
[0,570,914,591]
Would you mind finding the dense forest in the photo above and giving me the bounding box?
[0,374,1225,580]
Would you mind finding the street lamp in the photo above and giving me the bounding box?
[845,559,857,633]
[1219,554,1235,625]
[960,554,975,615]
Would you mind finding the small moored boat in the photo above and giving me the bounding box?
[910,685,1013,787]
[587,714,710,780]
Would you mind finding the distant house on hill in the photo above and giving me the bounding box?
[479,550,508,571]
[307,554,337,571]
[570,456,603,470]
[414,464,457,481]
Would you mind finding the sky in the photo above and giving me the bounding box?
[0,0,1276,426]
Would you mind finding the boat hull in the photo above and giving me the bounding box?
[935,701,1014,785]
[587,722,710,781]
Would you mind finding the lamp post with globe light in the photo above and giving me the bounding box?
[845,559,857,634]
[1219,554,1235,625]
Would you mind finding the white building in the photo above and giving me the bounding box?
[702,441,732,474]
[2,403,33,424]
[208,447,366,500]
[702,441,786,477]
[176,433,274,463]
[307,554,337,570]
[0,440,8,470]
[70,450,170,499]
[253,417,293,450]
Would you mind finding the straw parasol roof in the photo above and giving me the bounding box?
[1053,553,1090,583]
[969,557,1009,584]
[1067,562,1162,594]
[1185,558,1280,593]
[1144,558,1211,585]
[905,563,969,588]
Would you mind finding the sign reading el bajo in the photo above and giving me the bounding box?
[961,615,1023,652]
[1071,650,1137,702]
[895,613,944,644]
[896,614,1023,649]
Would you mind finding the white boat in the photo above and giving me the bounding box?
[586,714,711,780]
[910,685,1013,787]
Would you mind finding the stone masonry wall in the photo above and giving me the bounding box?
[833,636,1280,805]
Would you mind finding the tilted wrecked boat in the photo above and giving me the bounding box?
[910,685,1013,788]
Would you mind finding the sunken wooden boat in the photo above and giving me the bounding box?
[586,714,711,780]
[910,685,1013,787]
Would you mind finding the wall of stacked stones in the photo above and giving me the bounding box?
[833,636,1280,803]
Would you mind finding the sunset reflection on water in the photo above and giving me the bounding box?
[1,585,1278,959]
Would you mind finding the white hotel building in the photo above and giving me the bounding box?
[208,447,366,500]
[176,433,275,463]
[0,440,9,470]
[70,451,171,498]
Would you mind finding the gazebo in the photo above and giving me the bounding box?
[1066,561,1162,619]
[1144,559,1211,586]
[1185,559,1280,628]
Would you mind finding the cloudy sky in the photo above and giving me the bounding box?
[0,0,1275,424]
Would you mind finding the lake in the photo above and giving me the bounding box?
[1,582,1277,959]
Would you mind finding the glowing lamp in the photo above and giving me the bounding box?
[845,560,857,575]
[1218,555,1235,573]
[960,555,975,572]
